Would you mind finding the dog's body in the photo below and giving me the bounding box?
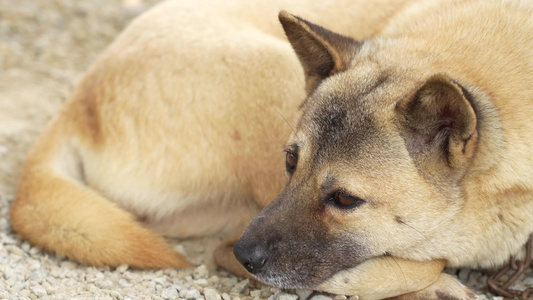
[11,0,533,299]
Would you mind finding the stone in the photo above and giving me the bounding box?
[180,288,201,299]
[230,279,249,294]
[161,287,179,299]
[204,287,222,300]
[31,285,47,297]
[274,293,298,300]
[116,264,129,273]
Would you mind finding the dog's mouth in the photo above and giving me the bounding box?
[233,241,370,290]
[233,172,372,288]
[237,255,366,290]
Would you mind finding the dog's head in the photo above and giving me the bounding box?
[234,11,479,288]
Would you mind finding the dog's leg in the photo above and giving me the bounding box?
[316,257,467,300]
[390,273,474,300]
[388,272,474,300]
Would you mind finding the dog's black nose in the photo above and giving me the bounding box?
[233,240,268,274]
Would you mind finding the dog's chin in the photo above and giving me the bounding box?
[252,261,365,290]
[250,268,321,289]
[254,273,308,289]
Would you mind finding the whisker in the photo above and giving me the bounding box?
[385,255,407,289]
[398,218,439,253]
[272,105,296,135]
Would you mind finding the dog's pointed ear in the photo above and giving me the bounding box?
[396,74,478,169]
[279,11,360,95]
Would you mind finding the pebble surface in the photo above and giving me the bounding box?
[0,0,530,299]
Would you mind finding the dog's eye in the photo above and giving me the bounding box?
[285,150,298,173]
[330,191,364,209]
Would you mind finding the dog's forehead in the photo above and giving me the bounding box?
[297,66,405,161]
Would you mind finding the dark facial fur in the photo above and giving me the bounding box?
[234,184,368,288]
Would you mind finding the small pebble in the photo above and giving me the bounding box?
[195,278,209,286]
[295,289,313,299]
[29,246,42,255]
[161,287,179,299]
[0,145,8,155]
[310,294,334,300]
[523,276,533,285]
[59,261,77,270]
[21,242,31,252]
[458,268,471,282]
[119,278,132,287]
[31,285,47,297]
[221,293,231,300]
[116,264,129,273]
[204,287,222,300]
[274,293,298,300]
[193,265,209,279]
[208,276,221,285]
[250,290,262,298]
[230,279,249,294]
[180,288,201,299]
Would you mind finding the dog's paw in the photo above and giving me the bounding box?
[388,273,475,300]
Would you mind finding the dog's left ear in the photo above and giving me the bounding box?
[396,74,478,169]
[279,11,360,95]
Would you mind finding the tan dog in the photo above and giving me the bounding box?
[234,1,533,299]
[11,0,533,299]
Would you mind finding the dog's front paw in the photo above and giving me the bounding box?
[388,273,475,300]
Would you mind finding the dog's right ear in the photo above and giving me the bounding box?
[279,11,360,95]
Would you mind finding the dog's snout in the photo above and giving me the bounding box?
[233,239,269,274]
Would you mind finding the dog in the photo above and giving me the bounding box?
[11,0,533,299]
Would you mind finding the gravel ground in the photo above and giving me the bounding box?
[0,0,531,299]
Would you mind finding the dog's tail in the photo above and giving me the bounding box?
[10,121,192,269]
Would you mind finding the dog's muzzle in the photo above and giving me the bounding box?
[232,187,368,288]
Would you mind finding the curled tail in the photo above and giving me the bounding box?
[10,126,192,269]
